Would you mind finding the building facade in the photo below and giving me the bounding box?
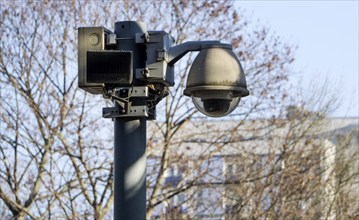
[146,118,359,219]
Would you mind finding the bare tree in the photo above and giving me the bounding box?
[0,1,115,219]
[144,0,295,218]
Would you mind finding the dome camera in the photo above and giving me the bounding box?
[191,90,241,117]
[183,46,249,117]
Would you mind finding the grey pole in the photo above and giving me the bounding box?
[114,21,147,220]
[114,118,146,220]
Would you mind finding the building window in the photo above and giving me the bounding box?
[165,165,182,187]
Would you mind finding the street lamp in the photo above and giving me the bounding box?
[78,21,249,219]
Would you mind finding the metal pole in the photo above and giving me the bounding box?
[114,21,147,220]
[114,118,146,220]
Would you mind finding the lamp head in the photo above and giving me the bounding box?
[183,45,249,117]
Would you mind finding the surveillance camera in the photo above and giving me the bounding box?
[78,26,133,95]
[183,46,249,117]
[191,90,241,117]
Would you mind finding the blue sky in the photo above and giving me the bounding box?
[237,1,358,117]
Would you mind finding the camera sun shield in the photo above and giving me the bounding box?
[87,51,133,84]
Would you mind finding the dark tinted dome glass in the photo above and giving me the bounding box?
[203,99,230,116]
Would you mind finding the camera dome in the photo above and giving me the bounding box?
[192,91,241,117]
[204,99,230,114]
[183,45,249,117]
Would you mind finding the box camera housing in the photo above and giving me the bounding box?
[78,27,133,94]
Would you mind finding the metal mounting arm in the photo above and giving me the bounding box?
[167,41,232,65]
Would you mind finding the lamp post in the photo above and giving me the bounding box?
[78,21,249,220]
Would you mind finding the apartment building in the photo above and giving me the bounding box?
[147,117,359,219]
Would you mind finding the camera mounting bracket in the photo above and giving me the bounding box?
[102,86,151,119]
[102,86,166,120]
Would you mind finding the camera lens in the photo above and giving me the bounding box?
[192,94,241,117]
[203,99,230,116]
